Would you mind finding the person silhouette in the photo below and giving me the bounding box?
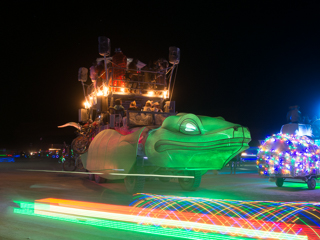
[286,105,301,123]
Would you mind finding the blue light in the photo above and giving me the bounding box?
[0,157,15,162]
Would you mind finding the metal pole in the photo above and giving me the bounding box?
[167,63,175,99]
[104,54,109,88]
[103,54,109,111]
[81,82,86,99]
[169,64,178,103]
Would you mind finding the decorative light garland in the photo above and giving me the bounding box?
[257,134,320,177]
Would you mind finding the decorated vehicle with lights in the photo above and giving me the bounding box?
[257,122,320,190]
[59,37,251,193]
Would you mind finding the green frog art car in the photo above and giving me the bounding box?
[60,37,251,193]
[78,113,251,193]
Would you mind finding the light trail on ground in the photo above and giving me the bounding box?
[13,197,320,239]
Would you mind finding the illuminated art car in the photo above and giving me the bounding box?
[257,123,320,190]
[79,113,251,193]
[59,37,251,193]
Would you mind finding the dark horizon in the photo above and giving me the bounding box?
[2,1,320,150]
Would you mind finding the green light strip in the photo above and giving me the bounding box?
[15,202,307,240]
[14,208,248,240]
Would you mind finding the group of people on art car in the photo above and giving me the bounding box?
[108,99,166,127]
[111,99,163,116]
[141,100,163,112]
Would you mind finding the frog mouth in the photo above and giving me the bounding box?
[154,138,247,152]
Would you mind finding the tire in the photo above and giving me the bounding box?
[95,174,106,183]
[276,177,284,187]
[124,165,145,194]
[63,158,76,171]
[159,177,171,182]
[77,160,84,170]
[307,178,316,190]
[72,135,90,154]
[88,173,95,181]
[178,170,202,191]
[75,155,84,170]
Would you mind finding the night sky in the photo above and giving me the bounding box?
[2,1,320,150]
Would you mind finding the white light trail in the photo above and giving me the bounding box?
[32,203,306,240]
[17,169,126,174]
[109,173,194,178]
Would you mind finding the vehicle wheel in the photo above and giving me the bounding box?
[72,136,90,154]
[62,158,76,171]
[124,166,145,194]
[178,170,202,191]
[276,177,284,187]
[88,173,95,181]
[307,177,316,190]
[77,161,84,170]
[75,155,85,170]
[159,177,171,182]
[95,174,106,183]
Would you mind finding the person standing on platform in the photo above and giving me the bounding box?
[153,102,162,112]
[128,101,140,111]
[142,100,153,112]
[113,99,125,117]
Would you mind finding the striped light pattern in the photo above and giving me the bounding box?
[14,208,246,240]
[13,197,320,239]
[131,193,320,239]
[14,199,248,240]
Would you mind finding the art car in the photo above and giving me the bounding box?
[59,37,251,193]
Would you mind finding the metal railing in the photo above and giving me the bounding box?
[87,66,168,97]
[127,110,176,127]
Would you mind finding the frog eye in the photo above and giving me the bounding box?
[180,120,201,135]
